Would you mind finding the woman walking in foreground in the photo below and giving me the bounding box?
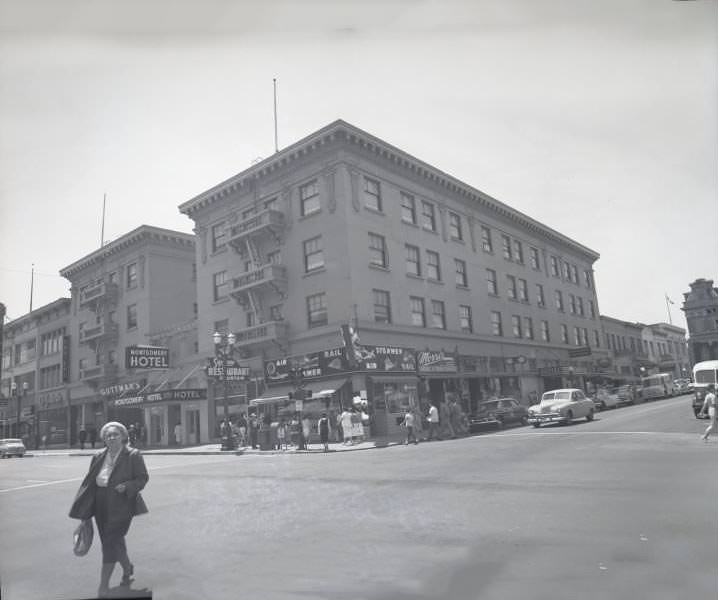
[69,421,149,598]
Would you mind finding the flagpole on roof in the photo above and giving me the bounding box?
[665,294,674,325]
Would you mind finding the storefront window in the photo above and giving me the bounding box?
[372,381,418,414]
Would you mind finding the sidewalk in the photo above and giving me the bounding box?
[27,435,412,457]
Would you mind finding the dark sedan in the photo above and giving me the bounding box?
[469,398,529,430]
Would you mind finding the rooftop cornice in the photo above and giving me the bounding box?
[3,297,71,332]
[59,225,194,280]
[599,315,643,330]
[178,119,599,262]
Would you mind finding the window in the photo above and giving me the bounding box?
[481,226,493,253]
[449,212,463,240]
[551,256,559,277]
[108,350,117,365]
[501,235,512,260]
[373,290,392,323]
[571,265,579,284]
[303,236,324,272]
[264,197,278,211]
[214,319,229,334]
[270,305,283,321]
[126,262,137,289]
[410,296,426,327]
[406,244,421,276]
[267,250,281,265]
[561,324,569,344]
[455,259,468,287]
[421,201,436,231]
[523,317,534,339]
[246,312,256,328]
[431,300,446,329]
[369,233,388,268]
[108,310,117,324]
[242,206,257,220]
[306,293,328,328]
[573,327,581,346]
[211,222,226,252]
[401,192,416,224]
[486,269,498,295]
[212,271,228,301]
[589,300,596,319]
[127,304,138,329]
[506,275,517,300]
[584,270,593,288]
[530,247,540,270]
[581,328,589,346]
[593,330,601,347]
[563,261,571,280]
[555,290,564,311]
[569,294,576,314]
[459,305,473,333]
[513,240,524,264]
[364,177,382,211]
[518,278,529,302]
[491,311,503,336]
[541,320,550,342]
[536,284,545,307]
[426,250,441,281]
[577,297,584,317]
[511,315,522,338]
[108,272,117,285]
[79,358,88,372]
[299,180,320,216]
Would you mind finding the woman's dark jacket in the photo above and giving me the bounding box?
[69,445,149,525]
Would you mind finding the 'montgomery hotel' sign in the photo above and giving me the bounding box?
[125,346,170,369]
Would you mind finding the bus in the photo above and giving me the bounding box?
[640,372,674,400]
[692,360,718,418]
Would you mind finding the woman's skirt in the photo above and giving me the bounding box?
[94,486,131,563]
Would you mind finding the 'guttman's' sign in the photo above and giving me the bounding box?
[125,346,170,369]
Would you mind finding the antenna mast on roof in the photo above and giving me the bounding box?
[273,78,279,153]
[100,193,107,247]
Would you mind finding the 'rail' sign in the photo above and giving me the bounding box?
[125,346,170,369]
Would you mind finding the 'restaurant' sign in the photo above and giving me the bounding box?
[125,346,170,369]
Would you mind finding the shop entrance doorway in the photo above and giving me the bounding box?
[187,409,200,445]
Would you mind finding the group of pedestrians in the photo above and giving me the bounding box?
[402,394,469,445]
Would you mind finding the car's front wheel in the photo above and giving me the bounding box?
[563,411,573,425]
[586,409,595,422]
[532,422,541,428]
[520,415,529,426]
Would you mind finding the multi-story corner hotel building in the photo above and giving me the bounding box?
[180,120,610,438]
[59,225,198,446]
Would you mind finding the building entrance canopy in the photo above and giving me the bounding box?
[250,377,349,406]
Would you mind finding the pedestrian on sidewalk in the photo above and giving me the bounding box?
[128,425,137,448]
[277,421,287,450]
[69,422,149,598]
[249,413,259,449]
[340,407,354,445]
[318,413,330,452]
[237,413,248,447]
[426,402,441,441]
[402,408,419,445]
[699,384,717,442]
[88,426,98,449]
[302,415,311,450]
[79,427,87,450]
[174,422,182,447]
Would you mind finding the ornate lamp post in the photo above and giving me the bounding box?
[213,331,237,451]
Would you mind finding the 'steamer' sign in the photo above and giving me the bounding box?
[125,346,170,369]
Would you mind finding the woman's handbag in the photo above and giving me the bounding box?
[73,518,94,556]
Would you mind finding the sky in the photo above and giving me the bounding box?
[1,0,716,330]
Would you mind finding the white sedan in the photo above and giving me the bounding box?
[0,438,26,458]
[528,388,595,427]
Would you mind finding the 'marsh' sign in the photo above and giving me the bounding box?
[125,346,170,369]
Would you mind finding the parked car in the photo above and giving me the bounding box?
[616,384,641,406]
[593,387,619,411]
[0,438,26,458]
[673,378,692,394]
[527,388,595,427]
[470,398,529,429]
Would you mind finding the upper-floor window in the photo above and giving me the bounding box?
[449,212,463,241]
[421,201,436,232]
[267,250,281,265]
[126,262,137,289]
[299,180,320,216]
[513,240,524,264]
[569,293,576,314]
[481,226,493,253]
[426,250,441,281]
[486,269,498,295]
[563,261,571,280]
[530,247,540,270]
[459,305,473,333]
[410,296,426,327]
[368,233,388,268]
[406,244,421,277]
[561,324,569,344]
[364,177,382,211]
[589,299,596,319]
[108,350,117,365]
[373,289,392,324]
[212,271,228,301]
[455,259,467,287]
[127,304,138,329]
[551,256,560,277]
[506,275,517,300]
[264,197,278,211]
[306,292,328,328]
[518,278,529,302]
[523,317,534,339]
[536,284,545,307]
[270,304,283,321]
[593,330,601,347]
[501,235,512,260]
[541,320,550,342]
[573,326,581,346]
[242,206,257,220]
[571,265,579,284]
[584,270,592,288]
[577,296,584,317]
[511,315,522,338]
[491,311,503,336]
[211,222,226,252]
[303,236,324,272]
[401,192,416,224]
[431,300,446,329]
[108,271,117,285]
[555,290,564,312]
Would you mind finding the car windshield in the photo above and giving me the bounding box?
[695,370,717,385]
[479,401,499,411]
[542,391,571,402]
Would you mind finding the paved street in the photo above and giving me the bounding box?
[1,393,715,600]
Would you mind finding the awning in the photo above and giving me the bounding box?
[250,384,294,406]
[309,377,351,399]
[249,377,350,405]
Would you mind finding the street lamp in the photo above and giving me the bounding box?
[213,331,237,451]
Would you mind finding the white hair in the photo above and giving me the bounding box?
[100,421,129,442]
